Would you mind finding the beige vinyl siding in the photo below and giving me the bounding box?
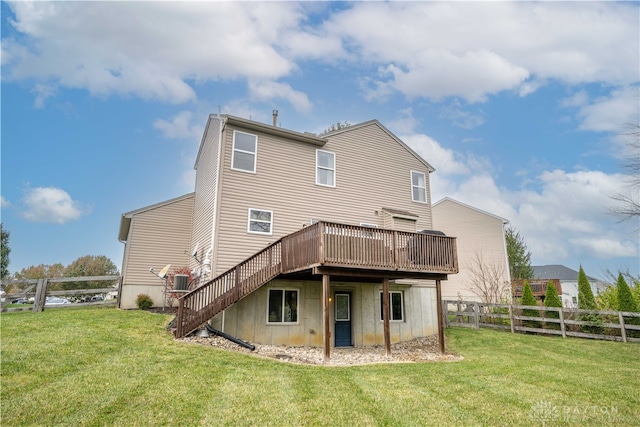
[120,194,194,308]
[432,198,510,301]
[213,121,434,274]
[191,116,222,274]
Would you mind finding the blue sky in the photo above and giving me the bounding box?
[1,1,638,281]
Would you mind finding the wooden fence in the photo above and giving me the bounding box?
[443,299,640,343]
[1,276,122,313]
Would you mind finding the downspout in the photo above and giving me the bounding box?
[117,216,132,309]
[210,114,224,273]
[213,114,225,332]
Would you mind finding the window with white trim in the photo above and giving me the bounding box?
[268,289,298,323]
[247,209,273,235]
[380,291,404,321]
[316,150,336,187]
[232,131,257,173]
[411,171,427,203]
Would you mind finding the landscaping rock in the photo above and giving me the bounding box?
[179,334,462,366]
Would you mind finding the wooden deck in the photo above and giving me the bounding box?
[512,279,562,300]
[175,221,458,338]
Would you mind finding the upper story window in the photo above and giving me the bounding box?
[316,150,336,187]
[247,208,273,235]
[232,131,257,173]
[411,171,427,203]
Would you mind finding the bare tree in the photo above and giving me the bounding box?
[611,123,640,221]
[466,248,511,304]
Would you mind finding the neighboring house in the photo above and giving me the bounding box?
[511,278,562,302]
[431,198,511,303]
[119,114,459,356]
[119,193,194,306]
[532,265,609,308]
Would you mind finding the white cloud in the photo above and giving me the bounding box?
[19,186,86,224]
[154,111,203,141]
[561,90,589,109]
[495,170,637,268]
[384,49,529,103]
[406,131,638,274]
[388,108,419,134]
[3,2,300,104]
[401,134,469,176]
[1,196,11,208]
[569,237,639,259]
[31,83,56,108]
[248,80,312,112]
[4,2,636,107]
[321,2,638,102]
[575,86,639,132]
[439,101,485,130]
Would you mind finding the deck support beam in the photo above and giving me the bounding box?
[436,279,445,354]
[322,274,331,363]
[382,277,391,356]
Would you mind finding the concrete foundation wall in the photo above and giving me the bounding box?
[209,279,438,347]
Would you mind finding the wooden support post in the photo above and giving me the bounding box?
[619,312,627,343]
[176,298,184,338]
[436,279,445,355]
[322,274,331,363]
[382,278,391,356]
[559,308,566,338]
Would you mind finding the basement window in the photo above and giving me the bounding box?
[268,289,298,323]
[379,291,404,321]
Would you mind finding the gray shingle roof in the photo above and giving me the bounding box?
[532,265,598,282]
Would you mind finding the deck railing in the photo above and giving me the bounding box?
[512,279,562,298]
[176,242,283,337]
[176,221,457,337]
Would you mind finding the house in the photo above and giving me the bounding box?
[118,193,195,306]
[431,198,511,303]
[532,265,609,308]
[119,114,459,358]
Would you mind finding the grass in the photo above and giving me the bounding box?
[1,307,639,426]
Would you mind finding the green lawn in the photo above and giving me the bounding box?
[2,307,638,426]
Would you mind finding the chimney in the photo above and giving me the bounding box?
[272,110,278,126]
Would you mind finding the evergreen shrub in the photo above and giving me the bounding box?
[136,294,154,310]
[521,281,540,329]
[544,281,562,330]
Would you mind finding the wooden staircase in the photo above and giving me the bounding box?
[174,241,284,338]
[174,221,458,338]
